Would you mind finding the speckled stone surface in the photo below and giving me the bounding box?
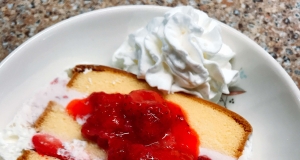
[0,0,300,89]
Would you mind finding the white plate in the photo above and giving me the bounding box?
[0,5,300,159]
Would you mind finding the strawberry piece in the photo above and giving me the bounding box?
[66,99,93,119]
[129,102,171,144]
[32,134,64,158]
[128,90,165,104]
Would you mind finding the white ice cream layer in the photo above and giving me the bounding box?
[113,6,238,102]
[201,135,253,160]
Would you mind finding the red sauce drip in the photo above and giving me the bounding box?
[198,155,212,160]
[66,90,200,160]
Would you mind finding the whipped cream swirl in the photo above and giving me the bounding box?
[113,6,238,102]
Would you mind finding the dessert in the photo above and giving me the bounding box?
[2,65,251,160]
[0,65,252,160]
[68,65,252,160]
[0,6,253,160]
[113,6,239,103]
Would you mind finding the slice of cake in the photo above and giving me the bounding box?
[68,65,252,159]
[15,65,252,160]
[34,101,83,142]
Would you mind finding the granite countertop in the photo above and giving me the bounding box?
[0,0,299,89]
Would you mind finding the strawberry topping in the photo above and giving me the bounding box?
[67,90,200,160]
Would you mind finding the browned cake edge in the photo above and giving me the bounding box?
[20,102,60,160]
[68,64,253,157]
[33,101,56,130]
[17,150,58,160]
[16,102,60,160]
[67,65,152,89]
[17,150,31,160]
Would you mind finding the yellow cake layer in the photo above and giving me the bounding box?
[67,65,252,158]
[34,101,83,141]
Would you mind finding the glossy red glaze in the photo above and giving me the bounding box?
[66,99,93,119]
[32,134,69,159]
[198,155,212,160]
[67,90,200,160]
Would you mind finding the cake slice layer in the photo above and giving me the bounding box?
[67,65,252,158]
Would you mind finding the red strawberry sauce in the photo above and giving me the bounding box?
[33,90,202,160]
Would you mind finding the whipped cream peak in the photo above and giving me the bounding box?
[113,6,238,102]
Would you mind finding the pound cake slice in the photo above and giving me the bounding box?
[67,65,252,159]
[34,101,83,141]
